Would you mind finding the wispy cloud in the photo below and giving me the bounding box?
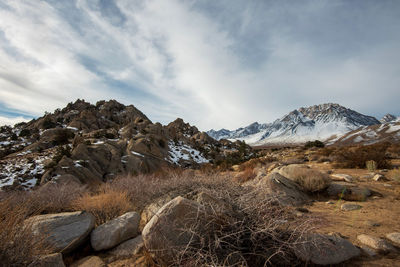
[0,0,399,130]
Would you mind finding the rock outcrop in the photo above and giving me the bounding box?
[294,233,360,265]
[142,196,212,265]
[26,211,95,253]
[91,212,140,251]
[1,99,248,189]
[257,172,310,206]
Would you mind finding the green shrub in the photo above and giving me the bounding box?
[331,143,391,169]
[52,130,74,146]
[304,140,325,149]
[42,118,56,129]
[19,129,30,137]
[366,160,377,172]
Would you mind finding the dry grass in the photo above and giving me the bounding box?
[366,160,377,172]
[72,189,134,226]
[330,143,391,169]
[109,169,234,212]
[0,194,53,266]
[162,187,315,266]
[0,169,318,266]
[293,168,331,193]
[234,165,256,184]
[387,168,400,182]
[279,166,331,193]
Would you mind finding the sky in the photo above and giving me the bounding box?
[0,0,399,131]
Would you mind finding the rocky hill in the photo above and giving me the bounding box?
[326,121,400,146]
[0,99,251,190]
[380,113,398,123]
[208,103,381,145]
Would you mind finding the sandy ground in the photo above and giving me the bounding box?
[304,163,400,266]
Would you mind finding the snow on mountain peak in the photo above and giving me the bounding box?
[207,103,381,145]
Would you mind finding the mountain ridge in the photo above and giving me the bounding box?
[207,103,382,145]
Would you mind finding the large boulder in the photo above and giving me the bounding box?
[139,194,174,231]
[331,174,354,183]
[357,234,396,254]
[26,211,95,253]
[257,173,310,206]
[91,212,140,251]
[386,232,400,246]
[277,164,331,192]
[142,196,213,265]
[294,233,360,265]
[326,182,371,201]
[29,253,65,267]
[108,235,144,260]
[70,256,106,267]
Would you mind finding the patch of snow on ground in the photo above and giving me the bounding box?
[93,140,105,145]
[0,154,50,190]
[66,126,79,131]
[131,151,145,157]
[386,124,400,133]
[167,141,209,165]
[353,136,364,143]
[17,150,32,156]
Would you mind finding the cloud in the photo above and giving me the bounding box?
[0,115,29,126]
[0,0,399,130]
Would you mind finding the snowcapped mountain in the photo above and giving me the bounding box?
[327,121,400,146]
[207,103,381,145]
[380,114,398,123]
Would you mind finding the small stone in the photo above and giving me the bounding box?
[357,234,396,253]
[341,203,362,211]
[294,233,360,265]
[70,256,106,267]
[383,183,392,187]
[295,211,304,217]
[364,220,381,227]
[295,207,309,213]
[386,232,400,246]
[326,200,335,204]
[361,246,377,257]
[373,174,386,182]
[331,174,354,182]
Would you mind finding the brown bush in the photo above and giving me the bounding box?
[330,143,391,169]
[71,189,133,226]
[279,166,331,193]
[234,165,256,184]
[164,187,315,266]
[387,168,400,182]
[109,170,234,212]
[292,168,331,193]
[0,194,53,266]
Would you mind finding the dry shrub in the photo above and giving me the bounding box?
[366,160,377,172]
[28,182,88,215]
[167,186,315,266]
[280,156,305,165]
[330,143,391,169]
[317,147,335,157]
[387,143,400,159]
[280,166,331,193]
[0,194,53,266]
[109,170,232,211]
[387,168,400,182]
[234,165,256,184]
[72,189,133,226]
[292,168,331,193]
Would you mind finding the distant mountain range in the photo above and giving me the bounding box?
[207,103,398,145]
